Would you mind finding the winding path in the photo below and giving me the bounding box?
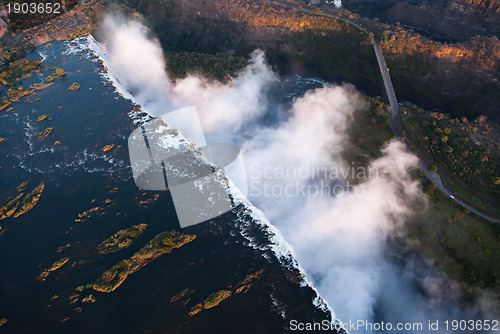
[371,25,500,223]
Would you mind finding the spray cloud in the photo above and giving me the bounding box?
[97,13,495,331]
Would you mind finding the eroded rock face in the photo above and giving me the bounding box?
[344,0,500,41]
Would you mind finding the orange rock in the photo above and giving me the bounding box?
[102,144,115,152]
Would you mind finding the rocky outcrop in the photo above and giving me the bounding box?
[189,290,232,316]
[81,295,96,303]
[0,193,23,220]
[75,206,105,223]
[36,114,48,122]
[0,181,45,221]
[188,269,264,316]
[12,183,44,218]
[38,128,53,141]
[127,231,196,274]
[45,68,65,82]
[38,257,70,281]
[30,83,53,90]
[68,82,80,90]
[95,224,148,255]
[92,260,129,293]
[48,257,70,272]
[93,231,196,293]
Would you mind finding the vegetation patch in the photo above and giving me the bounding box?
[376,26,500,122]
[38,257,70,281]
[189,269,264,316]
[0,193,24,221]
[0,181,45,221]
[30,83,53,90]
[165,51,248,82]
[7,86,32,102]
[95,223,148,255]
[401,104,500,206]
[13,183,45,218]
[0,98,12,111]
[81,295,96,303]
[45,68,66,82]
[0,45,36,64]
[342,99,500,293]
[128,231,196,273]
[119,0,382,95]
[341,96,393,184]
[93,260,130,293]
[49,257,70,272]
[4,0,79,32]
[93,231,196,293]
[0,58,41,86]
[203,290,232,310]
[407,177,500,291]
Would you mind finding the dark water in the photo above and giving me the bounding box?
[0,42,335,333]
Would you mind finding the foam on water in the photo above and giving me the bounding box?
[23,117,36,154]
[85,35,136,102]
